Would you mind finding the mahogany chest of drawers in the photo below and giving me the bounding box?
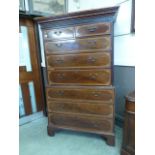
[35,6,119,146]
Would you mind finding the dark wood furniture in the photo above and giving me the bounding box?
[121,91,135,155]
[35,6,119,146]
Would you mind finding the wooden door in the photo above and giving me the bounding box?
[19,18,45,117]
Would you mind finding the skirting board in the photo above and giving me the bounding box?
[19,111,44,126]
[115,114,124,127]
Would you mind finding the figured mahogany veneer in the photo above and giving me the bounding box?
[76,22,111,37]
[43,27,75,41]
[46,86,114,102]
[45,36,111,54]
[43,22,111,41]
[47,100,114,117]
[46,52,111,69]
[48,112,113,133]
[47,69,111,85]
[35,6,119,146]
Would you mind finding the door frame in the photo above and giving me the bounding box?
[19,17,46,116]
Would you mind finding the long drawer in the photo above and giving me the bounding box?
[49,112,113,133]
[46,86,114,102]
[45,36,111,54]
[47,69,111,85]
[46,52,111,69]
[47,99,113,117]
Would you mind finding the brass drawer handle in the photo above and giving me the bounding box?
[55,43,63,47]
[87,26,97,32]
[57,91,64,96]
[57,73,65,79]
[87,40,97,46]
[90,75,96,80]
[87,57,96,63]
[55,59,64,64]
[54,31,62,35]
[89,73,98,80]
[92,92,101,97]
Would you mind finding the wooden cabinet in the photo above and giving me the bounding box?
[121,91,135,155]
[35,6,119,146]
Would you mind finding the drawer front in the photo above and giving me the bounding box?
[76,22,111,37]
[45,36,111,54]
[47,100,113,117]
[43,27,74,41]
[49,112,113,132]
[46,52,111,69]
[46,87,114,102]
[47,69,111,85]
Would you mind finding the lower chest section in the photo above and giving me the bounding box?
[46,86,115,134]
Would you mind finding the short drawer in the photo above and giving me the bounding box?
[76,22,111,37]
[47,100,113,117]
[45,36,111,54]
[43,27,74,41]
[47,69,111,85]
[46,86,114,102]
[49,112,113,132]
[46,52,111,69]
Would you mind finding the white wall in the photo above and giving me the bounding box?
[68,0,135,66]
[68,0,116,12]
